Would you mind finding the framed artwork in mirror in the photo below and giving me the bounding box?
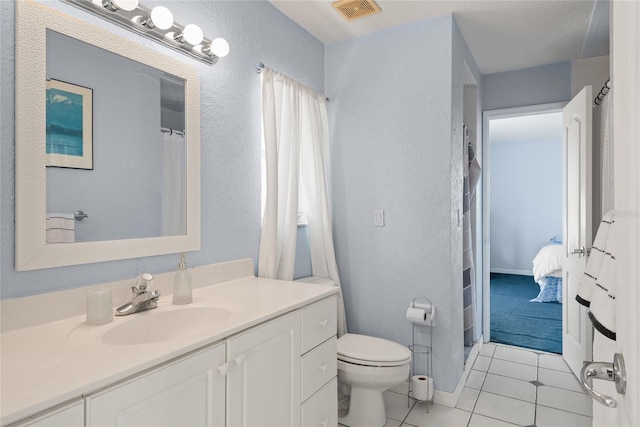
[46,79,93,169]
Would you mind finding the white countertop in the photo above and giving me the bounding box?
[0,274,338,425]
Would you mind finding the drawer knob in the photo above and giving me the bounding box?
[320,418,328,427]
[319,319,329,328]
[234,354,246,366]
[217,363,229,376]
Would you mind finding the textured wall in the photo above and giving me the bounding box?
[326,15,481,393]
[482,62,572,111]
[1,0,323,298]
[490,129,563,273]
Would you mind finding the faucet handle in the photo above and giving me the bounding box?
[133,273,154,293]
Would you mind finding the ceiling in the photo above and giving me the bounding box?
[269,0,610,75]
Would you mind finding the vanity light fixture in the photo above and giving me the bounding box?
[92,0,138,12]
[62,0,229,65]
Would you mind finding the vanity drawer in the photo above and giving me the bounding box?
[302,377,338,427]
[302,295,337,353]
[302,336,337,402]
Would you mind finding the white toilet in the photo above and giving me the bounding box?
[337,333,412,427]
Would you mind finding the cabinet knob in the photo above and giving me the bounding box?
[320,418,328,427]
[319,319,329,328]
[234,354,246,366]
[319,363,328,373]
[217,363,229,376]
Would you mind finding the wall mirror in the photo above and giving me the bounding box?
[15,0,201,271]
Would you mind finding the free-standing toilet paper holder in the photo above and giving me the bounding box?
[407,297,434,411]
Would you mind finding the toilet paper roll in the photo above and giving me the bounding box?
[411,375,434,401]
[406,307,432,326]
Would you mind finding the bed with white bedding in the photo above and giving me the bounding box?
[530,241,563,303]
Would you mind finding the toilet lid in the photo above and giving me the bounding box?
[337,333,411,367]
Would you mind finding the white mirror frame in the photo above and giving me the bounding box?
[15,0,201,271]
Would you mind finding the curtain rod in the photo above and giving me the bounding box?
[256,62,330,102]
[594,78,611,106]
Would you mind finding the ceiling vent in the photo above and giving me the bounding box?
[332,0,381,21]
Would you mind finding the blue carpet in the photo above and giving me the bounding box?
[490,273,562,354]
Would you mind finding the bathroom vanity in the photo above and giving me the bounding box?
[1,260,338,426]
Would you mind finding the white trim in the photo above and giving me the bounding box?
[611,1,640,424]
[482,102,567,342]
[432,340,482,408]
[15,1,201,271]
[490,268,533,276]
[397,339,482,409]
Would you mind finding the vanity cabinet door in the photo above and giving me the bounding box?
[226,311,301,427]
[85,342,226,427]
[8,399,84,426]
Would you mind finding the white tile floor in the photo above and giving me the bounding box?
[341,343,593,427]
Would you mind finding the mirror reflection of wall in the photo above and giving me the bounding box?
[45,30,186,242]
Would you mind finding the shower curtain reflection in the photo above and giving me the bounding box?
[162,130,186,236]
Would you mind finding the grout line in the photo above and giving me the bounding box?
[399,399,417,427]
[476,388,537,406]
[535,402,594,418]
[533,353,539,426]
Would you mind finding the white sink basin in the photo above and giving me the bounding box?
[99,307,231,346]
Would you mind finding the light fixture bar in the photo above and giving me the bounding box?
[60,0,222,65]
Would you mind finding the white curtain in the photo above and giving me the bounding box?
[162,131,186,235]
[258,67,347,336]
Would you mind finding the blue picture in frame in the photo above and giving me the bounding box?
[46,79,93,169]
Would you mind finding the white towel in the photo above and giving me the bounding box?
[46,213,75,243]
[575,211,616,340]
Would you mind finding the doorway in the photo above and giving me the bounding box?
[482,103,566,353]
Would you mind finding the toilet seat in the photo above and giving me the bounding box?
[337,333,411,367]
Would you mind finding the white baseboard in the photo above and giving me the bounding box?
[429,340,483,408]
[490,268,533,276]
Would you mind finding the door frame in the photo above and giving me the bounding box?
[610,0,640,423]
[481,102,567,342]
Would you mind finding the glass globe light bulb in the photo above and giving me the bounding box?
[150,6,173,30]
[112,0,138,11]
[209,38,230,58]
[182,24,203,45]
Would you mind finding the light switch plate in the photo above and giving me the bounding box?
[374,209,385,227]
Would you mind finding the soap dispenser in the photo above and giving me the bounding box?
[172,253,193,305]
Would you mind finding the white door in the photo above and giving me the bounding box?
[561,86,593,378]
[602,1,640,424]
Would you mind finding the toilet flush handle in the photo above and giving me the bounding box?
[319,319,329,328]
[320,418,328,427]
[319,363,328,373]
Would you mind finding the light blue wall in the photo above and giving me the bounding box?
[482,63,571,274]
[482,62,572,111]
[489,134,563,273]
[326,15,481,393]
[0,0,324,298]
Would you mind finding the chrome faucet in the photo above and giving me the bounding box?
[114,273,161,316]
